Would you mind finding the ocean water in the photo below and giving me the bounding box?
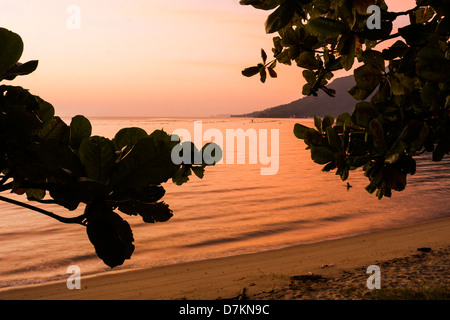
[0,118,449,289]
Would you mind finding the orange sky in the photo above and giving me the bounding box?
[1,0,415,117]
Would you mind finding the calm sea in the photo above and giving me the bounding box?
[0,118,449,288]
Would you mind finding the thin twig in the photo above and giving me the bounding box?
[393,5,421,18]
[33,199,58,204]
[375,32,400,46]
[0,195,86,226]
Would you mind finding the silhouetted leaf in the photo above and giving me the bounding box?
[306,18,347,39]
[2,60,38,80]
[297,51,321,70]
[389,74,414,96]
[118,201,173,223]
[322,161,336,172]
[260,67,267,83]
[420,81,439,106]
[172,165,192,185]
[362,50,385,72]
[336,112,352,127]
[268,67,277,78]
[353,102,377,127]
[303,70,316,84]
[34,96,55,124]
[192,166,205,179]
[86,203,135,268]
[49,189,81,211]
[337,34,355,71]
[36,139,86,178]
[111,185,166,204]
[326,126,340,149]
[382,40,409,60]
[265,1,296,34]
[398,23,431,45]
[302,83,313,95]
[310,145,335,164]
[322,115,334,130]
[239,0,280,10]
[39,116,69,142]
[314,115,323,132]
[110,136,179,191]
[369,119,387,153]
[416,46,449,82]
[294,123,309,139]
[0,28,23,74]
[383,166,407,191]
[261,48,267,64]
[304,128,326,145]
[79,136,115,183]
[348,85,373,101]
[242,66,260,77]
[0,87,42,142]
[354,64,383,92]
[26,188,45,201]
[113,127,148,152]
[70,115,92,149]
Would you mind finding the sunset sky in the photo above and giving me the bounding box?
[1,0,414,117]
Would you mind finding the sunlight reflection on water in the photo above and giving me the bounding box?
[0,118,448,288]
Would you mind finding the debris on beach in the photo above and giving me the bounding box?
[417,247,432,253]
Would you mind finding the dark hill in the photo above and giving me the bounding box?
[233,75,360,118]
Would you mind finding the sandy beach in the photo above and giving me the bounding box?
[0,217,449,300]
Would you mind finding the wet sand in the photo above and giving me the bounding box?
[1,217,449,300]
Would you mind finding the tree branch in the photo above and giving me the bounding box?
[373,5,421,46]
[392,5,421,18]
[376,32,400,46]
[0,195,87,226]
[33,199,58,204]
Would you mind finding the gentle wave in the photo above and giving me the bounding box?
[1,118,449,288]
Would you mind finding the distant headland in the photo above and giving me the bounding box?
[232,75,361,118]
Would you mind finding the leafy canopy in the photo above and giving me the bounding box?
[0,27,220,267]
[241,0,450,199]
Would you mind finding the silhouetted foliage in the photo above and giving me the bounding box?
[241,0,450,199]
[0,27,219,267]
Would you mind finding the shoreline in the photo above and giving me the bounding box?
[1,216,449,300]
